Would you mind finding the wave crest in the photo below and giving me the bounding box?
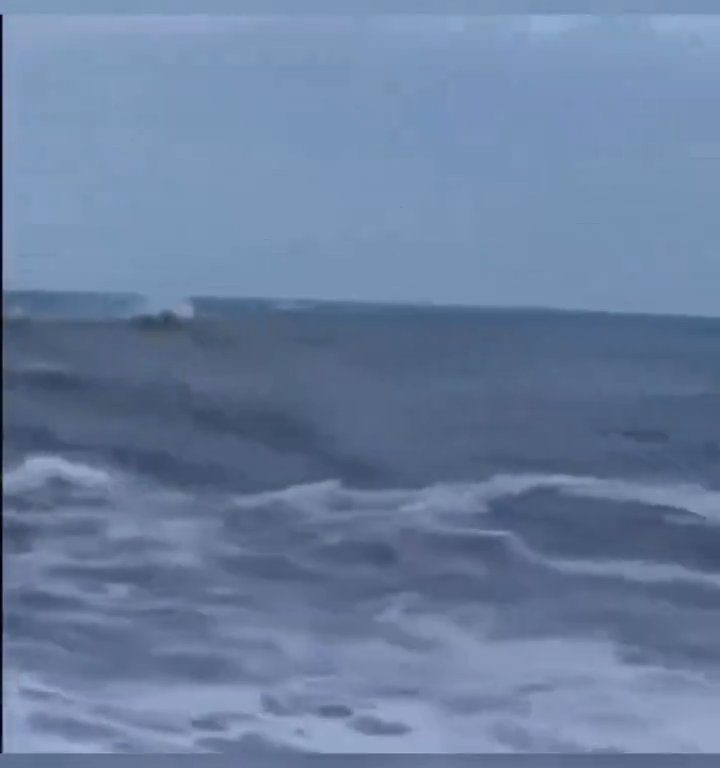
[231,472,720,524]
[4,456,113,495]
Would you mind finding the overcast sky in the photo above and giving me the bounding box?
[5,15,720,315]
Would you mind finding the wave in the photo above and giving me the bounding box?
[5,455,720,752]
[7,452,717,527]
[231,472,720,525]
[6,454,718,594]
[228,475,720,591]
[3,361,88,396]
[546,557,720,590]
[4,455,113,495]
[7,632,719,752]
[132,295,195,321]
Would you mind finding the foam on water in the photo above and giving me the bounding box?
[4,455,113,495]
[5,620,720,753]
[5,455,720,752]
[5,303,719,753]
[558,477,720,522]
[231,472,720,524]
[546,556,720,589]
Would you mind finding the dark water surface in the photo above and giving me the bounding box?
[3,297,720,752]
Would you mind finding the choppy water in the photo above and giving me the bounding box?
[3,296,720,752]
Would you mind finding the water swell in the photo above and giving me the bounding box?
[8,452,718,590]
[5,305,720,752]
[5,451,720,752]
[4,361,88,393]
[227,471,720,525]
[4,454,114,495]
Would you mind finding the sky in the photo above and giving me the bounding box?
[4,14,720,315]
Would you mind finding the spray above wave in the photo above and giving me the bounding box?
[129,294,195,329]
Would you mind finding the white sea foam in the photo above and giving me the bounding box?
[557,476,720,522]
[4,455,112,495]
[6,620,720,753]
[228,472,720,593]
[546,556,720,590]
[231,472,720,524]
[6,461,720,752]
[456,472,720,522]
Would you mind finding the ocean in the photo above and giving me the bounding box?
[3,292,720,753]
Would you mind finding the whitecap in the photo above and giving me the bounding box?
[557,476,720,522]
[3,455,112,495]
[464,472,720,523]
[545,557,720,590]
[230,472,720,524]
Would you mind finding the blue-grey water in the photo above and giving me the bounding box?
[3,293,720,752]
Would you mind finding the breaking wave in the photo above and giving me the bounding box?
[5,304,720,753]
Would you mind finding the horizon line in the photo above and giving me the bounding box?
[3,287,719,322]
